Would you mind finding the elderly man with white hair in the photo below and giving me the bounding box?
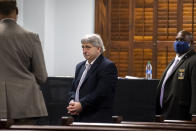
[67,34,118,123]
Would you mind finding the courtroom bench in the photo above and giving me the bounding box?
[4,122,196,131]
[1,118,196,131]
[61,116,196,131]
[66,121,196,131]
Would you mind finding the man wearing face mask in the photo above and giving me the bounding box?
[155,30,196,121]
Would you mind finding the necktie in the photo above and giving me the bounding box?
[160,59,179,107]
[75,63,91,102]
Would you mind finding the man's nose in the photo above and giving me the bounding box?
[83,48,87,53]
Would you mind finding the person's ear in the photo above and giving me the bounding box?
[98,47,101,52]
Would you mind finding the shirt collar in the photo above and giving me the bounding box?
[85,61,91,67]
[175,49,192,61]
[0,18,16,22]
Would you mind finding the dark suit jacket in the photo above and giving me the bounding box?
[156,49,196,120]
[69,54,118,122]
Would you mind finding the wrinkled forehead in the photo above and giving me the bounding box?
[82,43,94,47]
[82,43,92,46]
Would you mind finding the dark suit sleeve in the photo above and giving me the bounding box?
[69,80,76,102]
[155,86,162,115]
[79,62,118,110]
[190,61,196,114]
[69,63,82,102]
[31,34,48,84]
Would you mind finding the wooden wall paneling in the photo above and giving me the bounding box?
[182,0,193,32]
[110,41,129,77]
[111,0,130,41]
[156,42,176,78]
[133,0,154,78]
[157,48,167,78]
[95,0,196,79]
[157,0,178,41]
[110,0,130,77]
[109,48,129,77]
[127,0,134,75]
[132,48,152,77]
[95,0,99,34]
[153,0,158,78]
[182,0,196,49]
[111,0,120,41]
[107,0,112,58]
[194,0,196,40]
[95,0,110,57]
[156,0,178,78]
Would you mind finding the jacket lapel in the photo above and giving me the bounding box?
[158,61,173,89]
[80,55,103,88]
[164,58,186,105]
[156,60,174,103]
[167,49,195,80]
[164,49,195,104]
[75,63,86,89]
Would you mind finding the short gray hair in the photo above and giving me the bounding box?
[81,34,105,53]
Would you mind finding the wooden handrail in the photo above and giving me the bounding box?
[112,116,123,123]
[163,120,196,124]
[155,115,164,122]
[61,115,123,125]
[61,116,74,125]
[7,121,196,131]
[155,115,196,124]
[68,121,196,130]
[0,119,14,129]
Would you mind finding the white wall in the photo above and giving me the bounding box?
[23,0,45,47]
[44,0,55,75]
[16,0,23,26]
[54,0,94,76]
[17,0,95,76]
